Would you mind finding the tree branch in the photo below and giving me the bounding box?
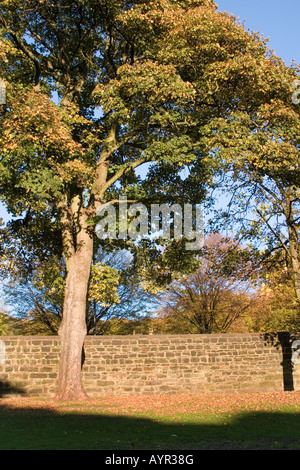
[57,196,75,261]
[102,157,148,194]
[0,13,41,89]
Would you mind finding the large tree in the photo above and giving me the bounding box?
[0,0,294,399]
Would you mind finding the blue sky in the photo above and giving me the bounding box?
[217,0,300,65]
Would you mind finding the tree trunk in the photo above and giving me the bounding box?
[285,196,300,302]
[56,226,94,401]
[288,229,300,302]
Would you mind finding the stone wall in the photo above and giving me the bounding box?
[0,333,300,397]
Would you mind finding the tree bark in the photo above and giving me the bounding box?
[288,226,300,302]
[284,194,300,302]
[56,207,94,401]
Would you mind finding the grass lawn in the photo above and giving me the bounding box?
[0,392,300,450]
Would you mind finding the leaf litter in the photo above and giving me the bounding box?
[1,391,300,421]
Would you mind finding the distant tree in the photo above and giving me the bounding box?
[243,259,300,333]
[157,234,256,333]
[0,311,18,335]
[0,238,153,335]
[99,316,153,335]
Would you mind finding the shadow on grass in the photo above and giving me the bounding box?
[0,400,300,450]
[0,380,26,398]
